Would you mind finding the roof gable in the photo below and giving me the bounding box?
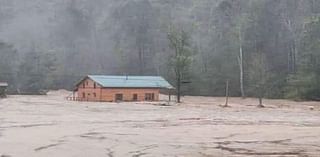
[87,75,174,89]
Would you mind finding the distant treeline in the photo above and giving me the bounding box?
[0,0,319,100]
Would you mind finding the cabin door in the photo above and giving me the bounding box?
[115,94,123,102]
[133,94,138,101]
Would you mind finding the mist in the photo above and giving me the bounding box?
[0,0,320,100]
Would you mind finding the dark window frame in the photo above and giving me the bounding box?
[133,94,138,101]
[115,94,123,101]
[145,93,155,101]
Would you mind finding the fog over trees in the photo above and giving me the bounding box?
[0,0,320,100]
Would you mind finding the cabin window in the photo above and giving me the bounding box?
[94,83,96,88]
[93,93,96,97]
[82,92,85,98]
[115,94,123,101]
[133,94,138,101]
[145,93,155,101]
[83,83,85,88]
[86,81,89,85]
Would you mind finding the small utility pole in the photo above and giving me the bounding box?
[224,79,229,107]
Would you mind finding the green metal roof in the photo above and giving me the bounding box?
[88,75,174,89]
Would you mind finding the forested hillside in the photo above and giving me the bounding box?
[0,0,319,100]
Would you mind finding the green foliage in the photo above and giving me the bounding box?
[285,16,320,100]
[167,26,194,102]
[285,73,320,100]
[0,42,18,91]
[1,0,320,100]
[17,51,57,93]
[247,53,267,88]
[167,26,194,78]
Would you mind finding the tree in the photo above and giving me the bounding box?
[111,0,157,75]
[0,42,18,91]
[248,52,269,107]
[217,0,248,98]
[167,26,193,103]
[17,50,57,93]
[0,0,319,100]
[286,16,320,100]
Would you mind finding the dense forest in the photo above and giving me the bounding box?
[0,0,320,100]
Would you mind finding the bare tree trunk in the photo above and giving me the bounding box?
[292,39,297,73]
[176,73,181,103]
[142,44,145,73]
[138,47,142,74]
[138,45,144,75]
[284,18,298,74]
[238,27,245,98]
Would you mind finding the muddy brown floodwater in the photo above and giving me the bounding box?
[0,90,320,157]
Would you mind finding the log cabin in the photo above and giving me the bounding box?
[71,75,174,102]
